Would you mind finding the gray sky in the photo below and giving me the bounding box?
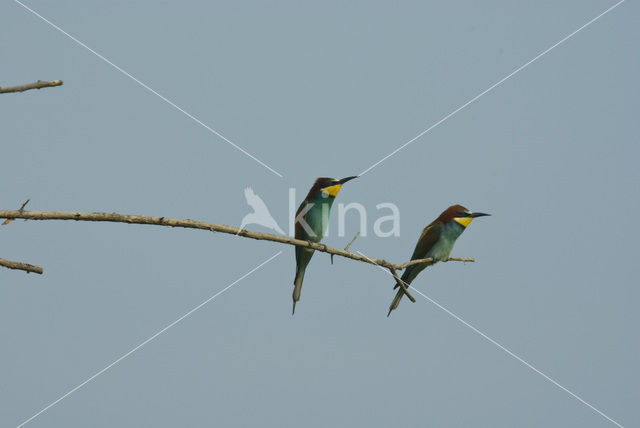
[1,1,638,427]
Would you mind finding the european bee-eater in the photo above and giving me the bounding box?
[292,176,357,314]
[388,204,489,316]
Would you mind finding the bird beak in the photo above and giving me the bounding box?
[338,175,358,184]
[320,176,357,197]
[470,212,490,218]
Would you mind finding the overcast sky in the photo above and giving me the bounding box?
[1,1,638,427]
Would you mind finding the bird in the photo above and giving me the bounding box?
[387,204,489,316]
[238,187,285,235]
[292,176,358,314]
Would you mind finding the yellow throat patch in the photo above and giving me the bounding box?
[321,183,342,197]
[453,217,472,228]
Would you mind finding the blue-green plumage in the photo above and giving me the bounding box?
[292,176,357,314]
[400,221,465,284]
[388,204,489,316]
[292,195,333,308]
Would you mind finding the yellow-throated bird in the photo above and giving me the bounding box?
[388,204,489,316]
[292,176,357,314]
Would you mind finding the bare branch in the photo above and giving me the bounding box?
[0,80,63,94]
[388,267,416,303]
[2,199,30,225]
[0,257,43,274]
[0,209,473,273]
[395,256,475,270]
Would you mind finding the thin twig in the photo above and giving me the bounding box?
[2,199,30,225]
[0,257,43,274]
[388,267,416,303]
[396,256,475,270]
[344,231,360,252]
[0,209,473,272]
[0,80,63,94]
[331,231,360,265]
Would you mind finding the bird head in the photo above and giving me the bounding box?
[440,204,490,228]
[306,176,358,200]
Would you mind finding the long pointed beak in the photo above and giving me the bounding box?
[338,175,358,184]
[471,212,490,218]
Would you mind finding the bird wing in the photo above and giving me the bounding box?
[395,222,442,288]
[409,222,443,261]
[294,200,307,239]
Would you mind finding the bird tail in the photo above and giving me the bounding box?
[292,267,305,315]
[387,286,405,317]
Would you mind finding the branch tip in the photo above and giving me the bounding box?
[0,80,63,94]
[0,258,43,274]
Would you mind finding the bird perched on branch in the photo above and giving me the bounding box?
[292,176,358,314]
[388,205,489,316]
